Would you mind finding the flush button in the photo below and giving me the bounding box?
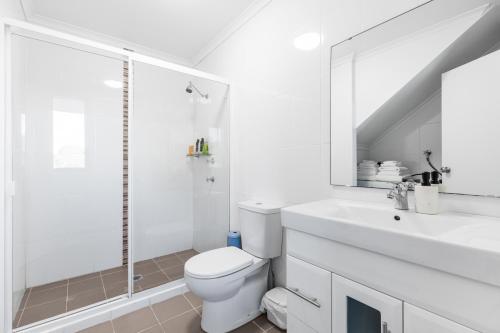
[394,215,401,221]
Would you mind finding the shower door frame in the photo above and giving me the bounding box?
[0,17,230,333]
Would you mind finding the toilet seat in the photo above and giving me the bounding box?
[185,247,256,279]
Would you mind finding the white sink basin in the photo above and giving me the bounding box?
[282,199,500,287]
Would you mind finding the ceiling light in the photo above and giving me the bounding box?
[293,32,321,51]
[103,80,123,89]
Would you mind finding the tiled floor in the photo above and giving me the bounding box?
[14,249,199,328]
[79,291,285,333]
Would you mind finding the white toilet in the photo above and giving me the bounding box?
[184,200,283,333]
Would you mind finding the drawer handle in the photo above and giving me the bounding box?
[286,287,321,308]
[383,322,391,333]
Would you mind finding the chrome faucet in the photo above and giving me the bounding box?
[387,181,415,210]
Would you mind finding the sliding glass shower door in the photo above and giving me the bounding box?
[11,34,128,328]
[131,61,230,293]
[7,23,230,330]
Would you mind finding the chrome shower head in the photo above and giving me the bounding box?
[185,81,208,99]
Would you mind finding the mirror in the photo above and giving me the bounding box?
[330,0,500,197]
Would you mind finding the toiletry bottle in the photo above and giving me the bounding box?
[188,145,194,156]
[430,171,440,185]
[195,139,200,153]
[200,138,205,154]
[430,170,443,192]
[202,142,209,155]
[415,172,439,215]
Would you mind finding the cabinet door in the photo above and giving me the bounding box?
[332,273,402,333]
[404,303,479,333]
[442,49,500,196]
[288,313,317,333]
[287,255,331,333]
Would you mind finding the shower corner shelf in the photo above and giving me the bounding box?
[186,153,213,158]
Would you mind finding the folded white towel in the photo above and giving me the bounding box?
[381,161,402,167]
[378,171,410,176]
[358,171,377,176]
[358,167,378,171]
[358,175,377,181]
[359,162,378,168]
[379,166,408,172]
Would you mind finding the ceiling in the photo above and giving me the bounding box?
[21,0,257,62]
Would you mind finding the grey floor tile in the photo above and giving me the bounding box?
[30,279,68,294]
[18,299,66,327]
[176,250,198,263]
[104,279,128,299]
[161,310,202,333]
[230,321,264,333]
[140,324,164,333]
[15,249,192,327]
[69,272,101,284]
[68,277,102,296]
[67,288,106,311]
[155,256,182,269]
[183,292,202,308]
[25,285,67,308]
[113,307,158,333]
[102,269,128,287]
[253,314,274,331]
[135,271,170,291]
[155,253,179,263]
[134,260,160,276]
[152,295,192,323]
[161,264,184,280]
[101,265,127,276]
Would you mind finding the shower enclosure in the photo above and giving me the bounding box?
[1,19,230,332]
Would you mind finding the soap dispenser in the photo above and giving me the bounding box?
[415,172,439,215]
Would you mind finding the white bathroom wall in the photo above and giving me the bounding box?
[191,80,230,253]
[367,91,442,175]
[196,0,500,286]
[133,62,195,262]
[0,0,25,19]
[12,36,124,287]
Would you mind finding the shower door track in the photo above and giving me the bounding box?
[0,17,230,333]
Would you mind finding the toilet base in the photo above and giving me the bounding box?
[201,262,270,333]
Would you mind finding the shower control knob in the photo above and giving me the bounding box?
[440,166,451,174]
[206,176,215,183]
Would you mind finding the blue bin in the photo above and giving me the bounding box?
[227,231,242,249]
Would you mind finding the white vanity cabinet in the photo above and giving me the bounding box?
[286,254,481,333]
[404,304,479,333]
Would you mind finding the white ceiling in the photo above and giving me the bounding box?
[21,0,257,61]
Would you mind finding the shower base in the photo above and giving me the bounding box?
[14,249,198,328]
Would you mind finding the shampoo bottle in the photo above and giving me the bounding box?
[415,172,439,215]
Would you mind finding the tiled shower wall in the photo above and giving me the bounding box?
[123,61,129,266]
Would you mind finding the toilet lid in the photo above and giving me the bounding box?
[185,247,254,279]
